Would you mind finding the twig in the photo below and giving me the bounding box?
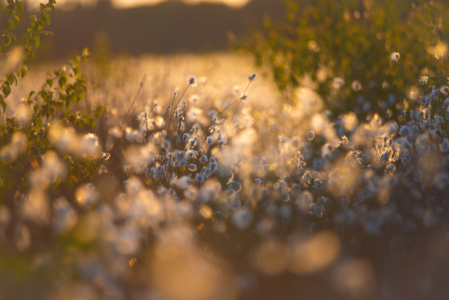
[120,74,147,130]
[166,83,191,139]
[200,99,240,142]
[201,75,255,141]
[161,93,177,130]
[230,79,251,124]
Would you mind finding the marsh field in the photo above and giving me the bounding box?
[1,1,449,300]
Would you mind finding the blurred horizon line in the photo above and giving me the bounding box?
[26,0,254,10]
[21,0,285,59]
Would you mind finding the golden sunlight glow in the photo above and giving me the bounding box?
[28,0,251,9]
[149,243,228,300]
[288,231,341,274]
[427,40,448,60]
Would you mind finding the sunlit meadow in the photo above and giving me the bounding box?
[1,1,449,300]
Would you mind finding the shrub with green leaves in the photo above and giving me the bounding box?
[0,0,107,202]
[1,0,54,111]
[244,0,449,117]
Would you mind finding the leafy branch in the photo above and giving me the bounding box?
[0,0,56,113]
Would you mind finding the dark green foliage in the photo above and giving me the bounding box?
[0,0,56,112]
[0,1,107,202]
[244,0,449,117]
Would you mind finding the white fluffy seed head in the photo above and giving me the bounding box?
[306,131,315,141]
[390,52,400,62]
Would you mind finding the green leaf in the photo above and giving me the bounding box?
[76,119,84,129]
[3,35,11,47]
[30,21,36,29]
[23,34,30,44]
[41,12,51,25]
[6,117,14,127]
[48,106,55,117]
[17,1,24,14]
[58,73,68,87]
[35,115,43,128]
[82,117,92,127]
[47,78,54,88]
[7,74,15,85]
[73,65,80,76]
[8,18,15,28]
[77,92,85,104]
[3,85,11,98]
[69,114,76,124]
[0,96,6,113]
[21,67,27,78]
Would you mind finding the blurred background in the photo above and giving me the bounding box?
[23,0,285,59]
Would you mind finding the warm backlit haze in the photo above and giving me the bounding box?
[2,0,449,299]
[28,0,251,9]
[28,0,285,58]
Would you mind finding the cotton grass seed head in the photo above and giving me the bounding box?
[440,139,449,152]
[332,77,345,89]
[419,76,429,85]
[306,131,315,141]
[390,52,400,62]
[187,76,197,86]
[352,80,362,91]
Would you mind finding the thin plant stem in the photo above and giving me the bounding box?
[137,103,158,143]
[230,101,242,126]
[167,83,191,139]
[230,79,252,124]
[161,93,177,129]
[201,78,254,141]
[120,74,147,130]
[98,76,148,140]
[200,99,240,142]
